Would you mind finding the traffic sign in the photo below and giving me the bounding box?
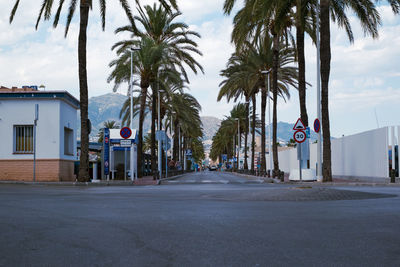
[293,118,306,130]
[293,130,306,143]
[156,130,166,141]
[120,139,132,147]
[120,127,132,139]
[305,127,310,138]
[314,118,320,133]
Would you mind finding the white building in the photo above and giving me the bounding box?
[0,86,79,181]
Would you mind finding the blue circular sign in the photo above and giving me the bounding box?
[120,127,132,139]
[314,119,320,133]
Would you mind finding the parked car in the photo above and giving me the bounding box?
[209,165,217,171]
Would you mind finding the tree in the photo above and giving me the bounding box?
[219,35,297,175]
[97,120,119,143]
[109,36,167,177]
[319,0,380,181]
[9,0,177,182]
[110,2,203,177]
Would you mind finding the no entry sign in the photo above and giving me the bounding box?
[314,118,321,133]
[293,130,306,143]
[120,127,132,139]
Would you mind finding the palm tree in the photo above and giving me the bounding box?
[219,34,297,175]
[223,0,382,179]
[109,36,167,177]
[319,0,380,181]
[110,2,203,177]
[224,0,298,176]
[97,120,120,143]
[9,0,177,182]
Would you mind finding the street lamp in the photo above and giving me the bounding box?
[261,69,272,177]
[158,76,165,180]
[235,118,240,170]
[130,46,140,181]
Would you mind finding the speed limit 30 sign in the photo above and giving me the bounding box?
[293,130,306,143]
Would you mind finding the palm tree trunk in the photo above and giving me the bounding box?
[251,94,256,172]
[151,88,157,179]
[77,2,90,182]
[320,0,332,181]
[272,33,280,177]
[261,86,266,173]
[138,83,148,178]
[244,98,249,170]
[297,25,308,127]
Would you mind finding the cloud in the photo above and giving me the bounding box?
[1,1,399,137]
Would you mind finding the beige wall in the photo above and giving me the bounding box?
[0,159,75,182]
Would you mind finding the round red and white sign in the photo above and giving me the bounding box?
[293,130,306,143]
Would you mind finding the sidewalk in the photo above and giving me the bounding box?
[0,177,158,186]
[232,171,400,187]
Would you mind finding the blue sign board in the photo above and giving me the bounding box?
[104,128,110,175]
[163,137,171,151]
[306,127,310,138]
[222,154,228,161]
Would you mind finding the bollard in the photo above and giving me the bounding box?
[390,169,396,183]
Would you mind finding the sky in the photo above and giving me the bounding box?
[1,0,399,138]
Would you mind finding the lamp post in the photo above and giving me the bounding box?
[157,76,164,179]
[235,118,240,170]
[261,69,272,176]
[316,0,322,181]
[130,47,140,181]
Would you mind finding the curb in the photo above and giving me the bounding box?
[229,172,276,183]
[158,173,186,185]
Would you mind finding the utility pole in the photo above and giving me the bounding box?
[316,0,322,181]
[33,104,39,182]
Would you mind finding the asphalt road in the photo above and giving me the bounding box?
[1,171,400,266]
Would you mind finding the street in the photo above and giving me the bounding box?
[1,171,400,266]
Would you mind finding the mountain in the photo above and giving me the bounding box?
[86,93,318,144]
[87,93,151,140]
[201,116,221,140]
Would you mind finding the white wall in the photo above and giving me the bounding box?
[0,98,77,160]
[331,127,388,178]
[59,101,78,161]
[272,127,390,179]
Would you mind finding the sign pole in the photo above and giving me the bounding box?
[299,143,302,181]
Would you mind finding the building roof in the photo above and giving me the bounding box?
[0,86,79,109]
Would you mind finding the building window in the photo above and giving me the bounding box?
[64,127,74,156]
[14,125,34,153]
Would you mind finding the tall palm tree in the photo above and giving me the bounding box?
[319,0,380,181]
[111,2,203,177]
[224,0,298,176]
[9,0,177,182]
[109,36,168,177]
[97,120,120,143]
[219,34,297,175]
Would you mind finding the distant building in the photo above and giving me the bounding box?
[0,86,79,181]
